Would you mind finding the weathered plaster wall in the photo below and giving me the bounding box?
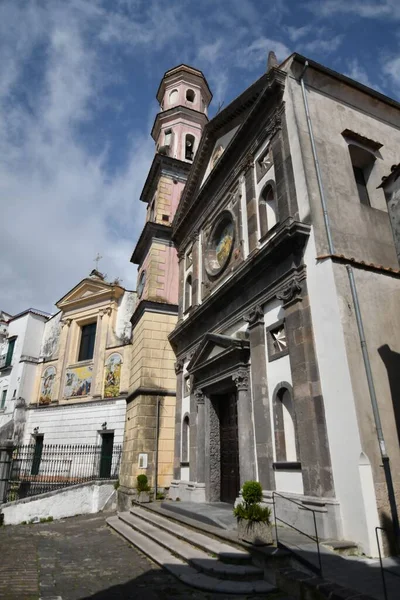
[40,312,62,360]
[1,480,116,525]
[287,64,400,267]
[333,264,400,533]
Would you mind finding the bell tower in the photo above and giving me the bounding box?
[118,65,212,505]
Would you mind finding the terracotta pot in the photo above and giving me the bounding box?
[237,519,273,546]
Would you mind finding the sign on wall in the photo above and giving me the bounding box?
[64,365,93,398]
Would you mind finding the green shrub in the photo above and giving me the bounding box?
[233,480,271,524]
[136,474,150,492]
[156,492,165,500]
[233,502,271,523]
[114,479,120,490]
[242,481,262,507]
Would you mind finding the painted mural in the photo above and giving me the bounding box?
[39,366,56,405]
[104,353,122,398]
[64,365,93,398]
[216,222,234,267]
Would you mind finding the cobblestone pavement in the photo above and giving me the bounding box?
[0,513,287,600]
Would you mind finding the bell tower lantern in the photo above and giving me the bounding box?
[152,64,212,163]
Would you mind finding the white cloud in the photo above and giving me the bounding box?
[383,56,400,95]
[300,34,344,55]
[286,24,313,42]
[345,58,382,91]
[306,0,400,19]
[236,38,291,69]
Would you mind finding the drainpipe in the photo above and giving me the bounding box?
[154,397,161,499]
[299,61,334,255]
[299,62,400,548]
[346,265,400,548]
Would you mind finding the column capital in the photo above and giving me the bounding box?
[241,153,254,174]
[276,277,303,307]
[194,388,205,405]
[174,358,185,375]
[61,318,72,328]
[244,305,264,328]
[232,367,249,391]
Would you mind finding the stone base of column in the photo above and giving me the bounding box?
[168,480,206,503]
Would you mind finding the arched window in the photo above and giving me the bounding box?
[348,144,375,206]
[185,274,192,312]
[182,415,190,462]
[259,181,277,238]
[185,134,195,161]
[186,89,195,102]
[169,89,178,105]
[273,385,298,463]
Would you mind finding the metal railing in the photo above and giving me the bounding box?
[2,443,122,502]
[376,527,400,600]
[272,491,322,576]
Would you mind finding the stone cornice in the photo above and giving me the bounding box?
[140,153,191,206]
[130,221,173,265]
[130,299,178,329]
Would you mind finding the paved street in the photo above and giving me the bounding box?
[0,513,286,600]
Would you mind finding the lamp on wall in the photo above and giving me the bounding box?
[33,426,39,434]
[101,422,107,430]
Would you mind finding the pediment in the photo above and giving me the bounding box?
[56,278,122,309]
[188,333,249,373]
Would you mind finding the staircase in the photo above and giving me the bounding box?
[107,504,278,594]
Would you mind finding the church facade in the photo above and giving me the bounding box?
[168,53,400,557]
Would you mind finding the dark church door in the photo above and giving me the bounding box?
[219,392,240,504]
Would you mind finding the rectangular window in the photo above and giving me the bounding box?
[78,322,97,362]
[353,166,371,206]
[164,129,172,146]
[1,389,7,409]
[5,338,16,367]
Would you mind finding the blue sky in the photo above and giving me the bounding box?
[1,0,399,314]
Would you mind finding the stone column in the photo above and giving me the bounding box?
[243,157,258,253]
[173,359,184,479]
[233,368,256,485]
[245,305,275,490]
[195,388,205,484]
[278,278,334,497]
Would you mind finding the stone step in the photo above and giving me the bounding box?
[119,511,263,582]
[107,515,276,595]
[130,505,252,564]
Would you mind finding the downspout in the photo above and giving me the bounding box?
[299,61,334,255]
[154,397,161,499]
[299,62,400,548]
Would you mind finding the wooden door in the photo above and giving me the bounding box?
[219,393,240,504]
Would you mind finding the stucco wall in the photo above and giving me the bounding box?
[287,63,400,267]
[333,264,400,528]
[1,480,116,525]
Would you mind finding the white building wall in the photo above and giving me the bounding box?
[22,314,47,358]
[24,399,127,445]
[305,230,379,556]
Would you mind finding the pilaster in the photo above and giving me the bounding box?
[195,388,205,483]
[232,367,256,484]
[282,279,334,497]
[93,307,112,397]
[244,305,275,489]
[243,157,258,253]
[173,358,184,479]
[54,318,72,401]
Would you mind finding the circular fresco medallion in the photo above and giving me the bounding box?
[137,270,146,298]
[205,212,235,277]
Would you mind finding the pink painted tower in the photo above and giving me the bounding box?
[118,65,212,505]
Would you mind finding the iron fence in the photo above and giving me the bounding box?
[2,443,122,502]
[376,527,400,600]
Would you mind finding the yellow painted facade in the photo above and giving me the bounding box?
[32,273,135,407]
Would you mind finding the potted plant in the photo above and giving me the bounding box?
[136,474,151,503]
[234,481,273,546]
